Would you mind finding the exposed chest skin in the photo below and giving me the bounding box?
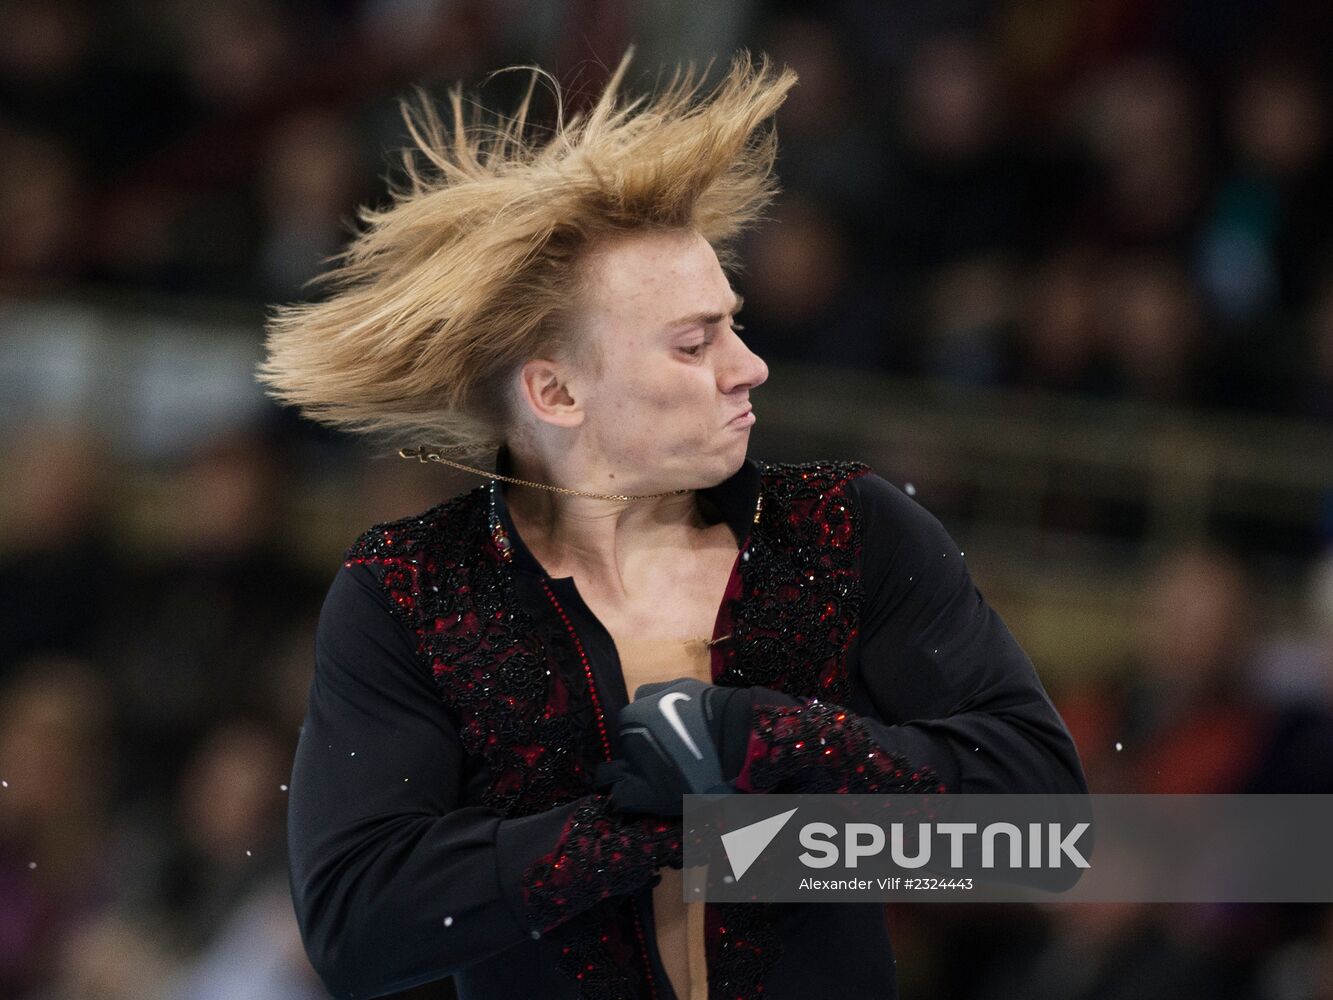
[519,515,739,645]
[580,532,740,697]
[590,535,739,644]
[341,459,876,999]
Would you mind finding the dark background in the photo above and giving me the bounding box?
[3,1,1333,997]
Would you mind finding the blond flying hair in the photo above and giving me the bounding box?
[254,48,797,463]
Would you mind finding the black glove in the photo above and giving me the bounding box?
[593,678,802,815]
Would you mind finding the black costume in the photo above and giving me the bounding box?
[286,446,1087,999]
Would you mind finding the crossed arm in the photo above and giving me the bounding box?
[286,473,1085,997]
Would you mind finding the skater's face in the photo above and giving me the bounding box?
[537,228,768,485]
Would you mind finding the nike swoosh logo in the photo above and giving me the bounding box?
[659,692,704,760]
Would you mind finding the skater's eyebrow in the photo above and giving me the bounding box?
[662,291,744,332]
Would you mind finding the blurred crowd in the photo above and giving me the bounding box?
[3,416,1333,999]
[0,420,451,999]
[4,0,1333,418]
[4,0,1333,998]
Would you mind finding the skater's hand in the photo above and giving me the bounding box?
[593,678,801,815]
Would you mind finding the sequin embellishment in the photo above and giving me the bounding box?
[735,699,949,795]
[340,459,887,999]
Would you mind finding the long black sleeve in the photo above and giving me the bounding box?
[287,562,679,1000]
[735,471,1088,797]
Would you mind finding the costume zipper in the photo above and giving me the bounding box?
[539,579,660,1000]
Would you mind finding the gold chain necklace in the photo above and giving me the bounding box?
[399,446,695,502]
[402,445,744,648]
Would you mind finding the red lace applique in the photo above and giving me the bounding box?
[735,699,949,795]
[342,460,882,998]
